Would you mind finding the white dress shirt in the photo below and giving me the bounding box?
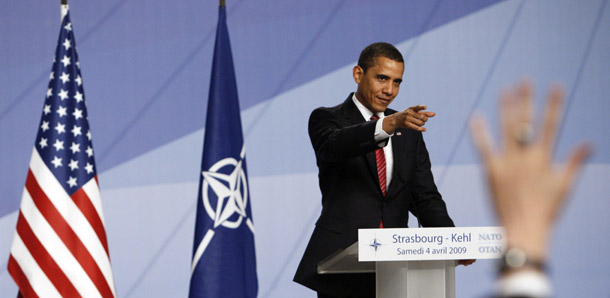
[352,94,394,189]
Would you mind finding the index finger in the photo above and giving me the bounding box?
[410,105,427,112]
[540,85,564,152]
[418,111,436,118]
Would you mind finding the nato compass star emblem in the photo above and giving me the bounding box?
[201,147,251,230]
[190,145,255,273]
[369,237,382,253]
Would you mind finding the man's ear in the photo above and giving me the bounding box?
[353,65,363,84]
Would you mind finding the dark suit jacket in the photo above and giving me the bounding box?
[293,94,455,297]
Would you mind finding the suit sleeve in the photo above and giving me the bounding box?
[409,132,455,227]
[308,107,380,163]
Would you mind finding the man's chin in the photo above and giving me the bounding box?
[373,104,389,113]
[374,100,392,111]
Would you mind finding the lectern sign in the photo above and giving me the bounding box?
[358,227,504,261]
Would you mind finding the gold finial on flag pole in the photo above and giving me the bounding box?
[61,0,67,4]
[220,0,225,8]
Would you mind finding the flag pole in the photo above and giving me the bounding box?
[61,0,68,20]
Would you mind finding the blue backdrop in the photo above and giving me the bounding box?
[2,1,609,297]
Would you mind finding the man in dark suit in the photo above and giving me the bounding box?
[294,42,472,298]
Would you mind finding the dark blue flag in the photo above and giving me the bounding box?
[188,4,258,298]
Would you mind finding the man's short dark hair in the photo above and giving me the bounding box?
[358,42,404,73]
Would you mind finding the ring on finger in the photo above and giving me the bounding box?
[513,122,534,146]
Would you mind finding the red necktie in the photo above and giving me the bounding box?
[370,115,387,196]
[370,115,385,228]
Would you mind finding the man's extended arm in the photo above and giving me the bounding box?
[308,107,380,163]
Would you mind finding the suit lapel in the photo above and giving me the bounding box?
[341,95,380,192]
[340,94,365,125]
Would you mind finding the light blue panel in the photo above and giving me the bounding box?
[249,173,322,298]
[100,129,204,188]
[0,212,19,295]
[549,164,610,296]
[557,0,610,161]
[101,182,197,298]
[445,0,610,172]
[393,0,524,169]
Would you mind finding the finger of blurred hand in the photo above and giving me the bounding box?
[500,88,518,151]
[541,85,564,152]
[501,82,535,151]
[517,80,534,130]
[560,144,592,195]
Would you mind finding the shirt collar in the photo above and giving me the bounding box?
[352,93,384,121]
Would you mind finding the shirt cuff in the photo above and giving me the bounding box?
[373,117,392,146]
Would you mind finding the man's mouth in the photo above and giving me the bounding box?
[377,97,391,104]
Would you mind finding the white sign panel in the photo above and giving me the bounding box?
[358,227,505,262]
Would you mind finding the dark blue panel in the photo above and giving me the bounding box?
[85,0,505,174]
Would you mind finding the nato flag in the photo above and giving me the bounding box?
[188,4,258,298]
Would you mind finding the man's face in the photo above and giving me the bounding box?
[353,56,404,114]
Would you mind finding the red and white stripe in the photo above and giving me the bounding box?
[375,148,387,196]
[8,149,116,298]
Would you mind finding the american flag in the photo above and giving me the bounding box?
[7,6,116,298]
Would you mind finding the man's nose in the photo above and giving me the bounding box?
[382,82,394,95]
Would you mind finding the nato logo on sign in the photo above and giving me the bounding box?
[369,237,382,253]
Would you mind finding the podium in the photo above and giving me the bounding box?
[317,227,504,298]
